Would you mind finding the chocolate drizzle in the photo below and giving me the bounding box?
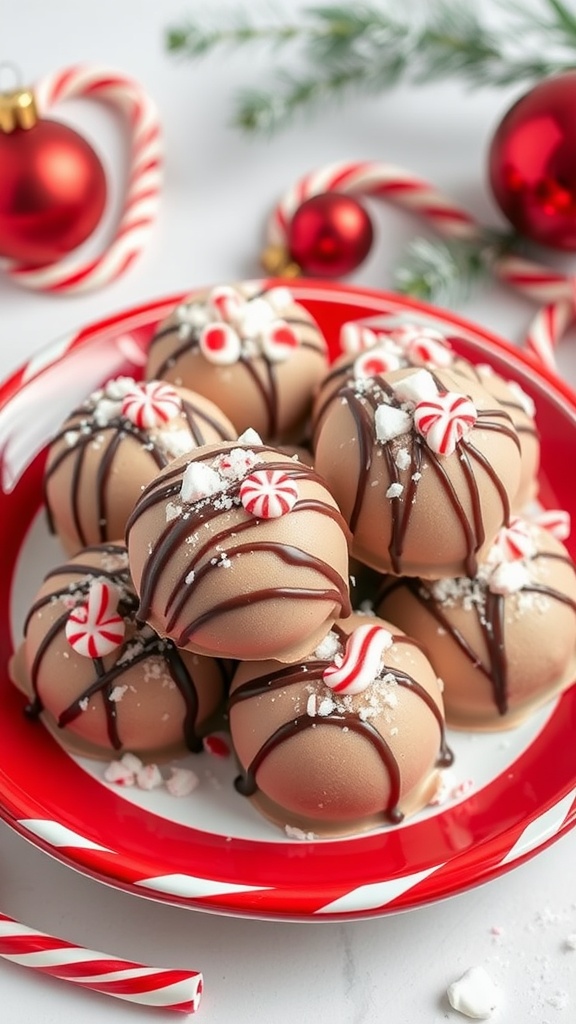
[43,393,235,546]
[229,633,452,825]
[24,543,227,751]
[379,548,576,715]
[127,446,352,648]
[327,372,520,577]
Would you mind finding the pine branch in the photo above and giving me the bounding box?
[392,233,515,308]
[165,0,576,133]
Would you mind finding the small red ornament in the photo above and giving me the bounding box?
[0,84,106,265]
[286,192,374,277]
[488,71,576,250]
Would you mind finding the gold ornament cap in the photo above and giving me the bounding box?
[0,86,38,132]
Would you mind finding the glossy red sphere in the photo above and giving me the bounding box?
[0,119,107,264]
[287,192,374,277]
[489,72,576,250]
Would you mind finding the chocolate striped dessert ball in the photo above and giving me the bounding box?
[313,319,540,512]
[126,434,351,663]
[146,283,328,443]
[377,515,576,729]
[44,375,237,555]
[9,543,228,760]
[229,613,451,837]
[313,364,522,579]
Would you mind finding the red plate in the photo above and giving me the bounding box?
[1,280,576,922]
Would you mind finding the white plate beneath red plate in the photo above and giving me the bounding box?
[1,280,576,922]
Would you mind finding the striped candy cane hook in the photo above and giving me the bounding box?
[2,64,162,295]
[263,159,576,372]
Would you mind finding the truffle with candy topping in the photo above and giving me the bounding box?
[145,283,328,443]
[313,363,522,579]
[228,612,451,837]
[313,319,539,512]
[44,375,237,555]
[126,433,352,663]
[377,514,576,729]
[9,543,229,759]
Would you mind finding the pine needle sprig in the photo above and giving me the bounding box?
[166,0,576,133]
[392,231,517,308]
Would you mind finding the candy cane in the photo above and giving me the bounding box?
[0,912,202,1013]
[264,160,576,370]
[3,64,162,295]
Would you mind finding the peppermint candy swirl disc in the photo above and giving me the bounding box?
[120,381,182,429]
[65,581,125,658]
[340,322,381,354]
[260,320,300,362]
[534,508,571,541]
[199,322,242,365]
[403,332,453,369]
[414,391,477,457]
[323,624,393,695]
[239,469,299,519]
[353,347,402,379]
[208,285,244,323]
[495,517,536,561]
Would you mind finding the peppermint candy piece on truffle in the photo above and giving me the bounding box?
[121,381,182,429]
[208,285,244,323]
[495,517,536,561]
[534,508,571,541]
[260,319,300,362]
[323,623,393,695]
[340,322,380,354]
[404,332,453,369]
[414,391,477,456]
[240,469,299,518]
[354,347,401,379]
[199,322,242,365]
[65,581,125,658]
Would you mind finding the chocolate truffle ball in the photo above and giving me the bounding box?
[126,436,351,662]
[377,516,576,729]
[44,375,237,554]
[229,613,451,837]
[145,282,328,443]
[10,543,228,759]
[313,364,522,578]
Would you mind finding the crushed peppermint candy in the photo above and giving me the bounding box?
[237,427,263,446]
[314,630,342,662]
[166,767,199,797]
[180,462,224,504]
[374,403,413,442]
[392,369,439,406]
[386,482,404,499]
[446,966,500,1020]
[488,560,532,595]
[135,763,164,791]
[395,447,411,471]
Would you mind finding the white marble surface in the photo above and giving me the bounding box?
[2,1,576,1021]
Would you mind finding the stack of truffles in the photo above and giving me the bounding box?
[10,282,576,838]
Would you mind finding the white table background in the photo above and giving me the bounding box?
[3,1,576,1021]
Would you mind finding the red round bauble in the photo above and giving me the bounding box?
[287,192,374,277]
[0,119,107,265]
[488,71,576,250]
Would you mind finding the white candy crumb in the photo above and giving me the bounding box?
[386,482,404,499]
[78,697,89,712]
[180,462,224,503]
[166,767,199,797]
[185,569,195,585]
[104,761,136,786]
[317,697,336,717]
[237,427,262,445]
[488,560,531,595]
[109,685,128,703]
[165,501,182,522]
[374,403,413,442]
[306,694,317,717]
[314,631,342,661]
[136,763,164,791]
[392,368,439,405]
[395,447,411,470]
[64,430,79,447]
[284,825,316,841]
[446,966,500,1019]
[120,752,143,774]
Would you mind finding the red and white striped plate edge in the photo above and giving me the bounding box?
[1,280,576,922]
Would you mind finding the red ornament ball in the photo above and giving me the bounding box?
[287,192,374,277]
[0,119,107,265]
[488,71,576,250]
